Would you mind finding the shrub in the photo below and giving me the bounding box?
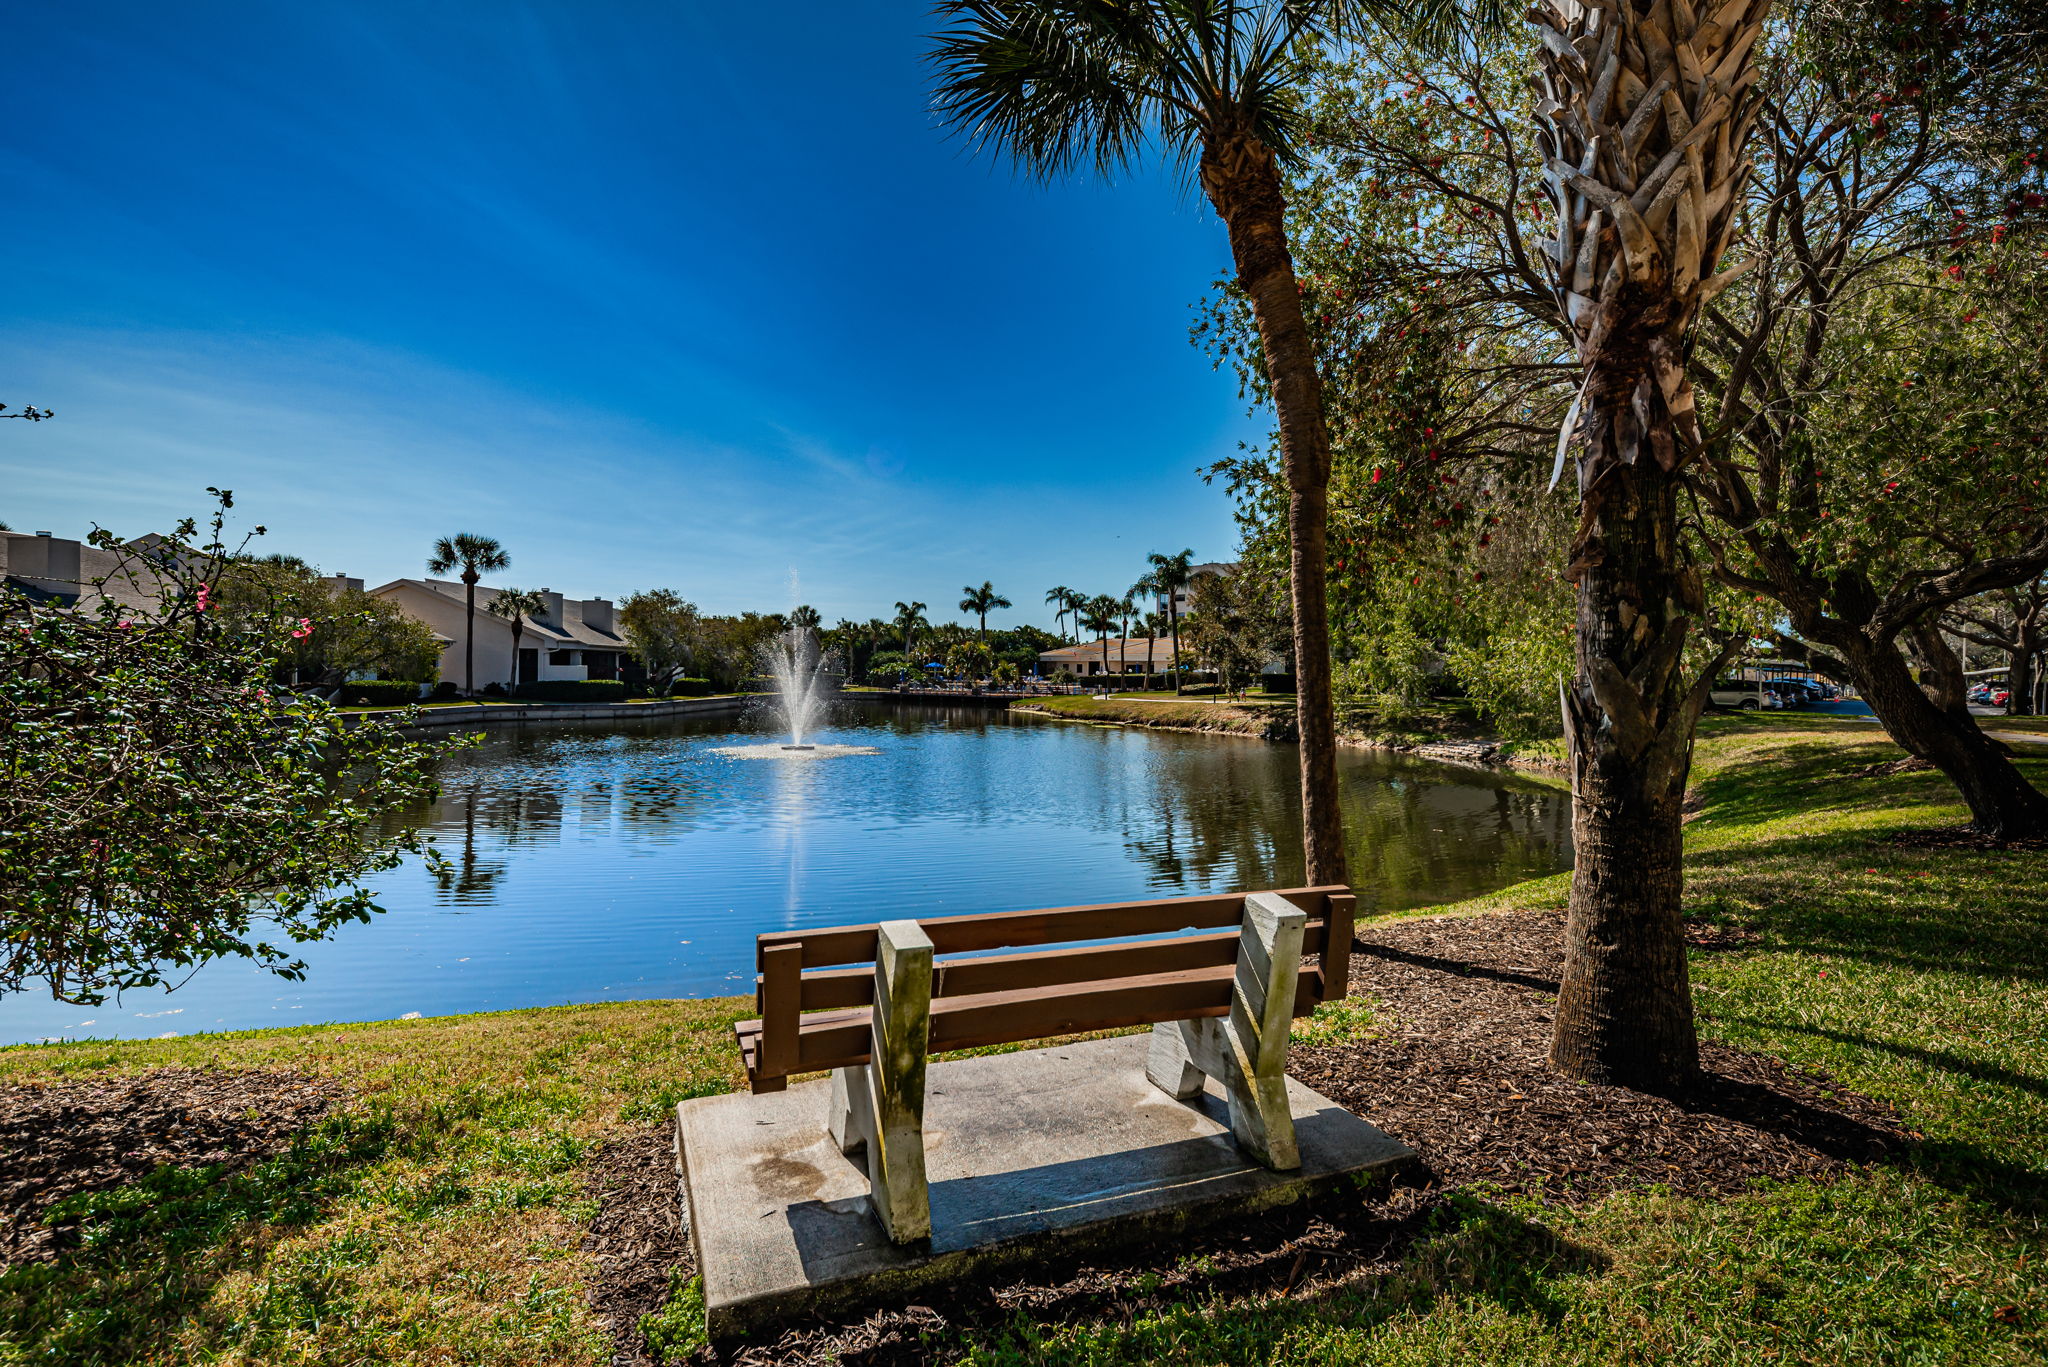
[481,681,508,697]
[430,680,459,700]
[669,678,715,697]
[0,493,454,1004]
[513,679,630,703]
[342,680,426,707]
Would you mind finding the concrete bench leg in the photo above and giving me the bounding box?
[847,919,932,1243]
[1144,891,1305,1171]
[827,1065,873,1155]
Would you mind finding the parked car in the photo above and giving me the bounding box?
[1769,680,1835,713]
[1990,688,2012,708]
[1711,679,1780,709]
[1968,682,1996,705]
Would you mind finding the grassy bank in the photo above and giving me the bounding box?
[1009,694,1282,736]
[3,720,2044,1364]
[1012,692,1568,766]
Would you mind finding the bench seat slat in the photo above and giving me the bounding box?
[733,961,1323,1082]
[755,885,1344,969]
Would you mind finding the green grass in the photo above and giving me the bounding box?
[3,720,2044,1364]
[1010,694,1281,734]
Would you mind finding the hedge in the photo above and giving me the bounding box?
[342,680,428,707]
[669,678,716,697]
[513,679,631,703]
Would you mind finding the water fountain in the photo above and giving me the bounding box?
[765,622,828,750]
[713,621,878,760]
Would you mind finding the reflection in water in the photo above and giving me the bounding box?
[0,702,1571,1043]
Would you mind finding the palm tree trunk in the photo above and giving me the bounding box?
[1531,0,1775,1090]
[1554,447,1704,1088]
[463,572,477,695]
[511,621,523,689]
[1201,131,1346,888]
[1167,600,1181,696]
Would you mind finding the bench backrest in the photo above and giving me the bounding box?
[749,884,1353,1080]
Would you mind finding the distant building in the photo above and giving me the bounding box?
[1155,561,1234,619]
[1037,638,1176,677]
[0,527,184,617]
[369,579,628,688]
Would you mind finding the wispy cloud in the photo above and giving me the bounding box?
[0,327,939,612]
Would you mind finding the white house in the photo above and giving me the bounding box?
[1037,637,1176,677]
[1155,561,1234,619]
[369,579,629,689]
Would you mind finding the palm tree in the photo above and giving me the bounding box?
[426,533,510,695]
[1530,0,1772,1091]
[1146,550,1196,698]
[959,581,1012,642]
[892,600,929,675]
[1081,594,1122,684]
[1139,608,1166,690]
[485,587,549,691]
[788,604,822,632]
[1044,585,1078,642]
[1116,589,1139,679]
[929,3,1432,886]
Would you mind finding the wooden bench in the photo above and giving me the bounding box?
[732,884,1355,1243]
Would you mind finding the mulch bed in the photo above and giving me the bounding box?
[1292,910,1910,1209]
[585,1127,692,1367]
[587,908,1915,1365]
[0,1067,346,1265]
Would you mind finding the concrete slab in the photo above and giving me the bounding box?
[675,1033,1415,1337]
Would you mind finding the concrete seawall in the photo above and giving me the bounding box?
[338,694,753,733]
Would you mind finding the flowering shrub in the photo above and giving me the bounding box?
[0,494,462,1005]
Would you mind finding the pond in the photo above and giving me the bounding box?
[0,701,1573,1045]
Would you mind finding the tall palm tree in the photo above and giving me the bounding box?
[485,586,549,690]
[1531,0,1772,1091]
[1146,550,1196,698]
[930,3,1434,886]
[1081,594,1122,684]
[959,581,1012,642]
[1116,589,1139,679]
[1139,608,1167,689]
[1044,585,1078,642]
[426,533,510,695]
[892,600,929,674]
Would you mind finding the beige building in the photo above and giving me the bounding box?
[0,528,216,616]
[1155,561,1234,619]
[1037,637,1176,677]
[369,578,628,689]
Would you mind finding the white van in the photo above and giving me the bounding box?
[1711,678,1779,709]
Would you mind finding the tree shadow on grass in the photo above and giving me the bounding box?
[1681,833,2048,985]
[1710,1019,2048,1217]
[0,1111,394,1366]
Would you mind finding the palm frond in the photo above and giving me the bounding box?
[929,1,1199,177]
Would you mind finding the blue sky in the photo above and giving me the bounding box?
[0,1,1260,627]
